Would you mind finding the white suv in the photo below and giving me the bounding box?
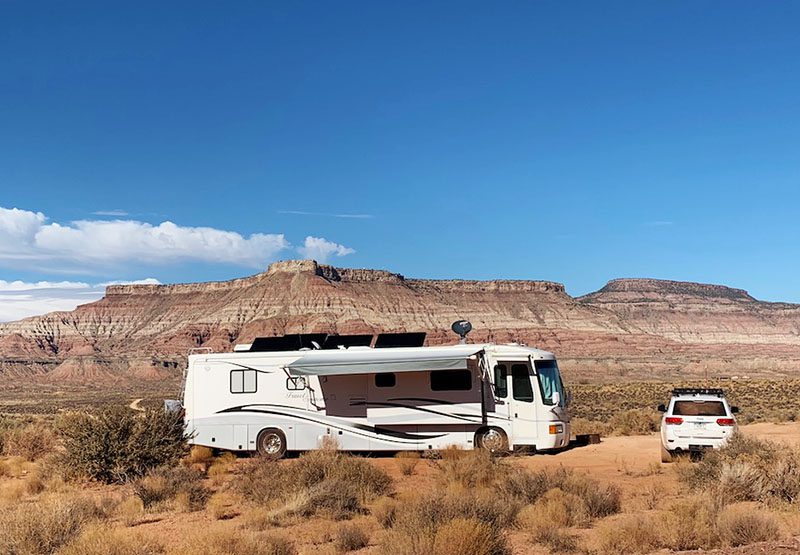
[658,388,739,462]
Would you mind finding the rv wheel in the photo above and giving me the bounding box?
[256,428,287,460]
[476,428,509,454]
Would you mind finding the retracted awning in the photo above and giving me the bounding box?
[285,345,484,376]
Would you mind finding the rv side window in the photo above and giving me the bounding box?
[511,364,534,403]
[494,364,508,398]
[230,369,257,394]
[375,373,396,388]
[430,370,472,391]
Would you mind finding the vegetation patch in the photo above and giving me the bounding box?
[133,466,209,512]
[56,407,188,484]
[235,449,392,520]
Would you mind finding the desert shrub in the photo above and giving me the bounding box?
[432,517,497,555]
[115,497,145,527]
[208,492,237,520]
[607,409,660,436]
[395,451,420,476]
[133,466,209,511]
[716,504,780,547]
[660,495,721,550]
[57,524,164,555]
[677,432,800,504]
[372,497,397,528]
[3,421,57,461]
[517,488,589,532]
[433,447,497,489]
[0,494,104,555]
[562,473,620,518]
[594,514,661,555]
[170,528,296,555]
[496,466,557,504]
[0,415,21,454]
[569,417,611,437]
[185,445,214,466]
[532,527,577,553]
[335,523,369,552]
[381,490,510,555]
[56,407,188,483]
[235,450,392,519]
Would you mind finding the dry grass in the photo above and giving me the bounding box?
[235,450,392,520]
[394,451,420,476]
[517,488,589,531]
[433,447,497,489]
[168,527,296,555]
[593,513,661,555]
[208,492,238,520]
[57,523,164,555]
[0,494,105,554]
[660,495,721,550]
[717,504,781,547]
[334,522,369,552]
[379,490,511,555]
[677,432,800,504]
[185,445,214,466]
[115,496,145,527]
[207,451,237,485]
[133,466,209,512]
[2,421,57,461]
[371,497,397,528]
[431,517,497,555]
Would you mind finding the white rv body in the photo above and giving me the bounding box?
[183,343,570,454]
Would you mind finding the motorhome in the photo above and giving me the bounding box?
[182,329,571,458]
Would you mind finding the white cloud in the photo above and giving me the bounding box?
[97,278,161,287]
[93,209,129,216]
[279,210,374,219]
[0,206,302,270]
[0,280,91,291]
[297,236,355,263]
[0,278,160,322]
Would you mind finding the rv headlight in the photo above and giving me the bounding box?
[548,424,564,435]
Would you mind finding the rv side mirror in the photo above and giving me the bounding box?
[551,391,561,407]
[657,404,666,413]
[731,406,740,414]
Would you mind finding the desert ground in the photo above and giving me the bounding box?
[3,396,800,555]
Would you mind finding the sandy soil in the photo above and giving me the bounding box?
[117,422,800,554]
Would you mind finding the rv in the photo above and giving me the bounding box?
[182,331,571,458]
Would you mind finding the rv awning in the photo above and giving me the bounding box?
[285,345,484,376]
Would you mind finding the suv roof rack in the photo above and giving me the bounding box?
[672,387,725,397]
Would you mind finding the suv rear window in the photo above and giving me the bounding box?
[672,400,727,416]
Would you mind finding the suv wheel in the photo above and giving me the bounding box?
[660,443,673,463]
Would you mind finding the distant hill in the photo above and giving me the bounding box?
[1,259,799,384]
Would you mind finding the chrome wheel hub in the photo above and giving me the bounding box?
[262,433,282,454]
[482,429,505,451]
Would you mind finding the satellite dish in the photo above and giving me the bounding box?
[451,320,473,343]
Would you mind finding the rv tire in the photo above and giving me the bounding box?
[256,428,287,460]
[475,427,509,454]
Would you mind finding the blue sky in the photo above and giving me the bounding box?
[1,1,799,320]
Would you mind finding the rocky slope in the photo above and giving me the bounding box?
[1,260,799,383]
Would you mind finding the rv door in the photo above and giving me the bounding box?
[505,361,537,446]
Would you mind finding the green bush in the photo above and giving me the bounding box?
[56,407,189,483]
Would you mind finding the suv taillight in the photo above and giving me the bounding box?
[716,418,735,426]
[664,417,683,425]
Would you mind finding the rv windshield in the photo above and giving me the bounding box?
[535,359,565,406]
